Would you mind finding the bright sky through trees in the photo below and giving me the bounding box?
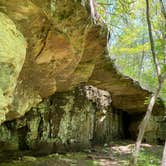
[96,0,166,104]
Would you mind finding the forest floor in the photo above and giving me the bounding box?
[0,140,163,166]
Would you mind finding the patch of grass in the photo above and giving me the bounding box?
[137,147,162,166]
[0,161,34,166]
[83,160,99,166]
[0,142,163,166]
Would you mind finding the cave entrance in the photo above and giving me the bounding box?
[17,126,29,150]
[122,111,132,139]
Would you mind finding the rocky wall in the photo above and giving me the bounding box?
[0,12,26,124]
[129,114,166,144]
[0,0,165,154]
[0,86,124,154]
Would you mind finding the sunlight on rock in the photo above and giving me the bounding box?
[112,144,134,154]
[98,159,120,166]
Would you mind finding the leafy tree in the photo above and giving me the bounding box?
[90,0,166,165]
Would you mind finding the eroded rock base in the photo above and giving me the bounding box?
[0,86,165,155]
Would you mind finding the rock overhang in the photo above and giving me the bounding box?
[0,0,165,123]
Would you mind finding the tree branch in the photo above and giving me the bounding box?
[146,0,161,82]
[132,0,166,165]
[162,141,166,166]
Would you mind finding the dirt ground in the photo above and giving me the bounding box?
[0,141,163,166]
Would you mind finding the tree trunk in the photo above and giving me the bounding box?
[146,0,161,78]
[132,85,162,165]
[132,0,165,164]
[89,0,98,22]
[138,37,145,82]
[162,141,166,166]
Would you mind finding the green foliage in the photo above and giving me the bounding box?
[136,147,163,166]
[96,0,166,105]
[144,96,161,105]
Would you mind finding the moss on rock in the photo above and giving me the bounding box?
[0,12,26,124]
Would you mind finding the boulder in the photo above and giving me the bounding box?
[0,12,26,124]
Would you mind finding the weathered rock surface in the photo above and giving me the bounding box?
[129,115,166,143]
[88,55,165,114]
[0,0,107,122]
[0,0,165,122]
[0,0,165,154]
[0,12,26,124]
[0,86,165,154]
[0,86,124,153]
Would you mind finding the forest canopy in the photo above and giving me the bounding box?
[96,0,166,104]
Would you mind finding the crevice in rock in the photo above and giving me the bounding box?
[17,126,29,150]
[37,113,44,141]
[122,111,132,139]
[35,25,52,61]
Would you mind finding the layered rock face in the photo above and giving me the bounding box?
[0,86,165,154]
[0,0,164,123]
[0,0,107,123]
[0,0,165,153]
[0,86,124,153]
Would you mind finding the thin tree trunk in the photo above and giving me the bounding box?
[146,0,161,79]
[132,84,162,165]
[159,1,166,165]
[89,0,98,22]
[138,36,145,82]
[162,141,166,166]
[132,0,164,165]
[159,0,166,65]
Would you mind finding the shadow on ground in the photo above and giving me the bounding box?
[0,140,163,166]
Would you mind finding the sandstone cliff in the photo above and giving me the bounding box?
[0,0,165,153]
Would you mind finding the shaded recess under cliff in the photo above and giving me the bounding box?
[0,86,124,154]
[0,86,165,155]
